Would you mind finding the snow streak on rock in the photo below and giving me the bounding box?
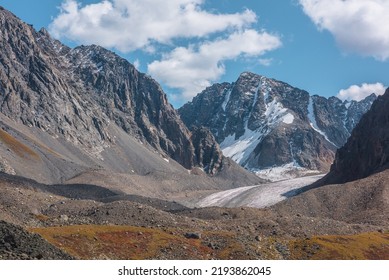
[221,77,294,166]
[308,97,337,147]
[221,129,264,165]
[221,88,232,111]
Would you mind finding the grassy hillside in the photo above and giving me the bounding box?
[289,232,389,260]
[30,225,255,260]
[31,225,389,260]
[0,128,40,160]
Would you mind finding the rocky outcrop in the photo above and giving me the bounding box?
[179,72,376,177]
[0,220,73,260]
[190,126,224,175]
[320,88,389,184]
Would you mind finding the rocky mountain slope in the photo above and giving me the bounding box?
[273,169,389,227]
[319,88,389,185]
[0,6,261,195]
[179,72,376,179]
[0,6,194,169]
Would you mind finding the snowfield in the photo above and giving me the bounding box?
[196,175,324,208]
[253,163,321,182]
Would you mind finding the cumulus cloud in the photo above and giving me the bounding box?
[299,0,389,60]
[337,83,386,101]
[147,30,282,100]
[50,0,282,103]
[50,0,257,52]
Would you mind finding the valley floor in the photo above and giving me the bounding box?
[1,171,388,260]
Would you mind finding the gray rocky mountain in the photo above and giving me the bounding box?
[0,6,261,198]
[1,7,194,169]
[179,72,376,179]
[317,87,389,185]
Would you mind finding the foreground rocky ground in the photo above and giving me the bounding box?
[1,170,388,260]
[0,221,73,260]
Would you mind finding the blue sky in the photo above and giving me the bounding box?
[2,0,389,107]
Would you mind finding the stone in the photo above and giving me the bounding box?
[184,232,201,239]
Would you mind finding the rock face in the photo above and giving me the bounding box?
[0,7,222,173]
[320,88,389,184]
[0,220,73,260]
[179,72,376,179]
[190,126,224,175]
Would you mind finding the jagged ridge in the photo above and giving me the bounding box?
[179,72,376,179]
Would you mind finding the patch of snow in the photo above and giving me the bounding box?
[282,113,294,124]
[197,185,257,207]
[260,78,290,127]
[221,89,232,111]
[221,129,264,165]
[240,72,251,78]
[221,79,294,166]
[341,109,349,133]
[307,97,338,147]
[252,163,320,182]
[261,97,294,129]
[344,100,351,109]
[196,175,323,208]
[162,157,170,163]
[288,141,299,167]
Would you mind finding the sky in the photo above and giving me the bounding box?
[1,0,389,108]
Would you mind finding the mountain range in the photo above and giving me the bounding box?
[179,72,376,180]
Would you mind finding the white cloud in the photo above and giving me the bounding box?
[147,30,282,101]
[299,0,389,60]
[50,0,257,52]
[50,0,282,103]
[133,59,140,70]
[337,83,386,101]
[258,58,273,66]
